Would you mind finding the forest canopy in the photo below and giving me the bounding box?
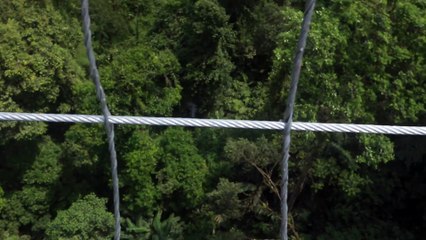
[0,0,425,239]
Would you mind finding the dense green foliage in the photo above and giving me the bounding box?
[0,0,425,239]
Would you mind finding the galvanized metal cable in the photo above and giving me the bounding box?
[81,0,121,239]
[280,1,316,240]
[1,112,425,135]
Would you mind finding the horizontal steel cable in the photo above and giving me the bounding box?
[0,112,425,135]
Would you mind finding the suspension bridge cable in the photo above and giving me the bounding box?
[280,1,316,239]
[1,112,425,135]
[81,0,121,239]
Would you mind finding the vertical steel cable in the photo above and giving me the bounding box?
[280,1,316,240]
[81,0,121,239]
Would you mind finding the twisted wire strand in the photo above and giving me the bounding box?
[81,1,120,239]
[1,112,425,135]
[281,1,316,239]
